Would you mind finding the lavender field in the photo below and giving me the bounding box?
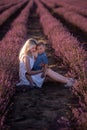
[0,0,87,130]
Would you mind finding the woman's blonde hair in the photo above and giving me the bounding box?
[19,38,37,61]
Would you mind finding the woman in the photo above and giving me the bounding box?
[16,38,74,88]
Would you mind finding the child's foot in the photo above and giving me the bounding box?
[65,78,75,88]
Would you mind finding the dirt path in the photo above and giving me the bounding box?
[5,6,79,130]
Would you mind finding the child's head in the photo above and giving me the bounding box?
[36,42,46,54]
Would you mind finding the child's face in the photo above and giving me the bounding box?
[37,45,45,54]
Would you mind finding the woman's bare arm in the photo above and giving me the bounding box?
[24,56,43,75]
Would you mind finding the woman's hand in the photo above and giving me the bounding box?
[41,73,45,78]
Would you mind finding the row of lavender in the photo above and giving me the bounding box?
[0,0,22,14]
[0,0,28,26]
[40,0,87,34]
[58,0,87,8]
[0,0,34,129]
[0,0,21,6]
[54,0,87,17]
[35,0,87,128]
[40,0,87,17]
[53,8,87,33]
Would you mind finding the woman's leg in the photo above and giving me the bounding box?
[46,68,69,84]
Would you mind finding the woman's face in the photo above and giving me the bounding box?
[30,45,36,53]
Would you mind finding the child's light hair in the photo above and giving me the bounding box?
[19,38,37,61]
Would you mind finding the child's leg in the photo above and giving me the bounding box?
[46,68,75,87]
[46,68,69,83]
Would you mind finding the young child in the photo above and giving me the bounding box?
[33,42,48,78]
